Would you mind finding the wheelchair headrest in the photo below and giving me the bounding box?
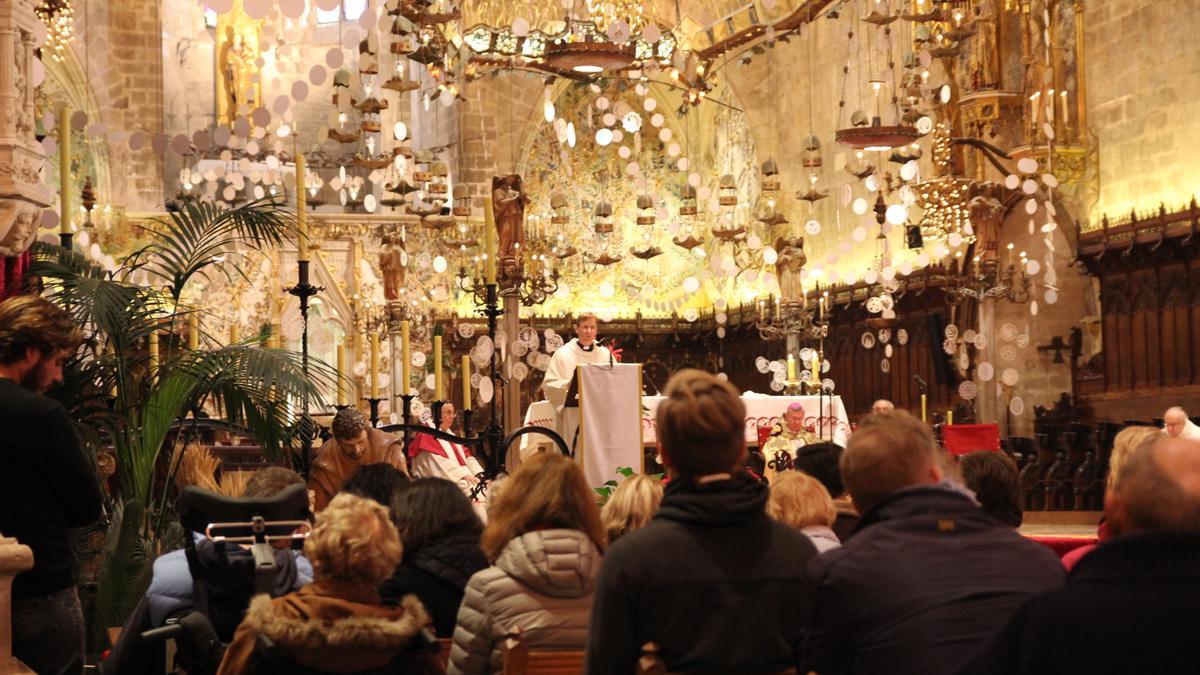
[177,484,310,539]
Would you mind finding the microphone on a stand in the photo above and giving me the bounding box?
[913,374,927,393]
[596,337,614,369]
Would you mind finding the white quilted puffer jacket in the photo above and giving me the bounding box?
[447,528,601,675]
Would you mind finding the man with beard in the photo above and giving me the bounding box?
[308,407,408,512]
[0,295,104,675]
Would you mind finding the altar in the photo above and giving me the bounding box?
[641,394,851,448]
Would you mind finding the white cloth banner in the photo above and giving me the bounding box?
[579,363,643,488]
[641,394,851,448]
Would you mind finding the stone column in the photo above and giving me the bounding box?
[0,0,51,258]
[0,534,34,674]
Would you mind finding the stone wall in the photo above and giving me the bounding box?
[77,0,165,211]
[453,73,543,207]
[1085,0,1200,224]
[993,201,1093,437]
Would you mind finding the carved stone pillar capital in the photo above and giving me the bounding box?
[0,0,51,256]
[0,532,34,673]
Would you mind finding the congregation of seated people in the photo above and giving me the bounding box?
[36,374,1200,674]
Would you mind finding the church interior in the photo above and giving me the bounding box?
[2,0,1200,668]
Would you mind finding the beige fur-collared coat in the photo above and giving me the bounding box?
[216,579,430,674]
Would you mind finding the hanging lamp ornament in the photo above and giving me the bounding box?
[836,116,920,151]
[760,159,781,193]
[679,184,698,216]
[718,174,738,206]
[593,200,614,234]
[796,135,829,203]
[550,194,570,224]
[636,194,656,225]
[451,184,472,217]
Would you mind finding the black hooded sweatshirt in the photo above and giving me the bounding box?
[586,471,817,675]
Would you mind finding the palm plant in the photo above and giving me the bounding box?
[29,195,338,641]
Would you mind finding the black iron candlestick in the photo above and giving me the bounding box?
[365,396,384,427]
[286,259,323,472]
[286,260,323,378]
[397,392,416,443]
[461,408,473,439]
[479,282,505,473]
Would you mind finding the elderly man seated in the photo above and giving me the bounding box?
[871,399,895,415]
[1163,406,1200,440]
[216,493,431,674]
[763,402,820,482]
[309,407,408,512]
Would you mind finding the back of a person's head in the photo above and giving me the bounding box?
[481,452,605,560]
[767,471,836,530]
[340,463,410,506]
[1108,426,1161,491]
[1109,437,1200,535]
[392,477,482,553]
[305,492,403,586]
[794,441,846,498]
[959,451,1023,528]
[0,295,82,365]
[242,466,305,499]
[657,369,746,477]
[841,410,939,514]
[601,474,664,545]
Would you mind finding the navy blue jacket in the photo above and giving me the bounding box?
[803,485,1064,675]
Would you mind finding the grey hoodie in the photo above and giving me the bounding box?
[448,529,601,675]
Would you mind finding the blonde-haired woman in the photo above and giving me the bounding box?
[601,474,664,545]
[217,493,430,674]
[448,453,605,675]
[767,472,842,552]
[1061,425,1162,570]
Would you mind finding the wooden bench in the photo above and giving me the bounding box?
[501,630,585,675]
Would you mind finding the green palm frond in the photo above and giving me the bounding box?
[130,196,295,301]
[28,196,318,639]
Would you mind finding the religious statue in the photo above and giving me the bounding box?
[967,194,1005,263]
[492,174,528,278]
[216,20,262,125]
[774,236,807,306]
[0,201,38,257]
[379,234,405,301]
[969,0,999,89]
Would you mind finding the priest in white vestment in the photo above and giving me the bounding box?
[1163,406,1200,440]
[540,312,612,452]
[409,401,487,512]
